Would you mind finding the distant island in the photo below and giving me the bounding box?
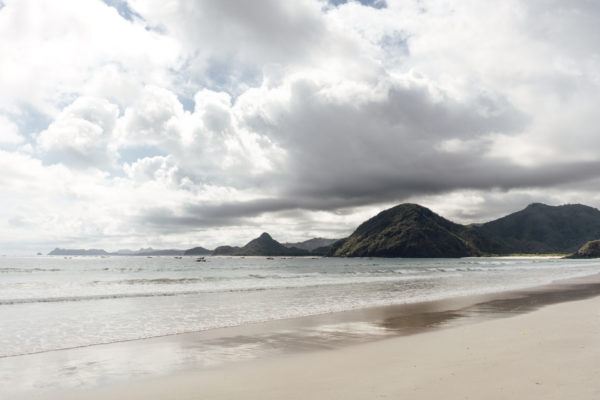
[48,236,337,257]
[48,248,111,256]
[48,248,186,256]
[48,202,600,258]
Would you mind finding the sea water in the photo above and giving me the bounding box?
[2,255,599,359]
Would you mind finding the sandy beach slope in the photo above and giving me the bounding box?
[61,295,600,400]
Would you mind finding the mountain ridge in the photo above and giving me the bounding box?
[329,204,482,257]
[331,202,600,257]
[478,203,600,254]
[47,202,600,258]
[213,233,310,256]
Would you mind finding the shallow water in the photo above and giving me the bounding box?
[1,255,599,358]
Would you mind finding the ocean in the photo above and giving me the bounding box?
[2,255,600,359]
[3,255,600,398]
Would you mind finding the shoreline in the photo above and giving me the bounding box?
[5,272,599,399]
[52,274,600,400]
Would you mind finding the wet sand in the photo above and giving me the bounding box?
[7,274,600,399]
[68,295,600,400]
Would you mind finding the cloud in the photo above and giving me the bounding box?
[128,0,369,96]
[124,155,179,185]
[0,115,24,148]
[0,0,178,115]
[117,85,185,148]
[3,0,600,252]
[37,97,120,168]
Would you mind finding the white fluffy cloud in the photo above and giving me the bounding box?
[0,115,24,148]
[2,0,600,253]
[37,97,120,168]
[0,0,178,115]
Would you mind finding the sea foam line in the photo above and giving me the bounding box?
[0,273,461,306]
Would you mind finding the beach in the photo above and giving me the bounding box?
[5,1,600,398]
[47,282,600,400]
[50,282,600,400]
[6,272,596,400]
[2,257,600,399]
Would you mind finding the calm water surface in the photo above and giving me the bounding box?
[2,255,599,357]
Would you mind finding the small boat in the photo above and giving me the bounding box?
[266,257,274,260]
[174,256,182,259]
[195,257,206,262]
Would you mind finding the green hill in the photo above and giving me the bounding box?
[566,240,600,259]
[478,203,600,254]
[283,238,339,252]
[183,246,212,256]
[213,233,309,256]
[330,204,483,258]
[326,202,600,258]
[212,245,240,256]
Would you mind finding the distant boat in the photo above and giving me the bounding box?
[195,257,206,262]
[266,257,274,260]
[174,256,182,259]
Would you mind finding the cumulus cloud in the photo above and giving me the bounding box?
[117,86,185,147]
[37,97,120,168]
[3,0,600,252]
[124,155,180,185]
[0,115,24,148]
[0,0,178,115]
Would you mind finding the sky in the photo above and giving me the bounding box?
[2,0,600,254]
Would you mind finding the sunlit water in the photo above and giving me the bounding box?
[2,255,600,358]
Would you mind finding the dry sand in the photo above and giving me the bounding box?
[60,294,600,400]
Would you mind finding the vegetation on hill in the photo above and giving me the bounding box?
[330,204,482,258]
[283,238,339,252]
[566,240,600,259]
[478,203,600,254]
[183,246,212,256]
[214,233,310,256]
[48,203,600,258]
[327,202,600,258]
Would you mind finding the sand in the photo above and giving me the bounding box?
[57,293,600,400]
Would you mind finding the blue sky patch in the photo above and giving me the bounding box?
[102,0,142,21]
[329,0,387,9]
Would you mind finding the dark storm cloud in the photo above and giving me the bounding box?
[271,80,600,204]
[138,199,297,231]
[140,197,355,230]
[135,72,600,230]
[139,156,600,230]
[244,79,529,195]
